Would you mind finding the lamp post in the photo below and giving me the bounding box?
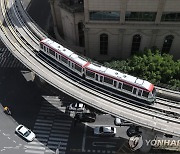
[55,142,61,154]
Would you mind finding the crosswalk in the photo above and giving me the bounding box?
[0,47,27,68]
[24,96,73,154]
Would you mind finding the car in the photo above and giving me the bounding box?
[94,126,116,137]
[15,124,36,142]
[126,125,141,137]
[68,103,85,112]
[114,117,133,126]
[74,112,96,122]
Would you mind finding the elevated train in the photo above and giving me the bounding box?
[39,38,156,104]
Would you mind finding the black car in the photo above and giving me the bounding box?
[74,112,96,122]
[126,125,142,137]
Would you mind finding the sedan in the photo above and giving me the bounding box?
[15,124,36,142]
[114,117,132,126]
[68,103,85,112]
[94,126,116,137]
[74,112,96,122]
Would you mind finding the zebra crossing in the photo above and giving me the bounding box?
[0,47,27,68]
[24,96,73,154]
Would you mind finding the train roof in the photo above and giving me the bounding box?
[69,54,88,66]
[86,62,153,91]
[41,38,74,57]
[86,63,107,72]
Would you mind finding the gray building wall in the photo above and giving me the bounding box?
[51,0,180,60]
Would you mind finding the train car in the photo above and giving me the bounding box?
[85,63,156,103]
[39,38,89,76]
[39,38,156,104]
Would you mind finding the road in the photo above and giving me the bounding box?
[0,53,132,154]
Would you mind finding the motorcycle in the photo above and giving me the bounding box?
[4,107,11,115]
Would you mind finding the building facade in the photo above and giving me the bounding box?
[50,0,180,60]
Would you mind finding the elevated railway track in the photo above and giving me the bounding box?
[0,0,180,137]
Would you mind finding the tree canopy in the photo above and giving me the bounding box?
[104,49,180,90]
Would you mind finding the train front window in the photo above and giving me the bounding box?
[142,91,149,98]
[152,88,156,96]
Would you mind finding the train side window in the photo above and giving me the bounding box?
[49,49,55,56]
[122,83,133,92]
[100,76,103,82]
[104,77,113,85]
[133,88,137,94]
[43,45,46,52]
[75,64,82,72]
[61,56,68,64]
[95,74,98,81]
[113,81,117,87]
[118,82,122,89]
[68,61,70,67]
[138,89,142,96]
[86,70,95,78]
[142,91,149,98]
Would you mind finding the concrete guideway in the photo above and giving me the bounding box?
[0,0,180,137]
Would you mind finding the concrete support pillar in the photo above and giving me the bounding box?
[118,29,125,58]
[49,0,57,27]
[84,28,89,57]
[155,0,166,24]
[149,29,159,47]
[120,0,127,24]
[49,0,64,36]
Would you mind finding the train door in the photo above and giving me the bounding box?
[133,87,138,95]
[55,53,58,60]
[69,61,74,69]
[100,76,103,83]
[138,89,142,97]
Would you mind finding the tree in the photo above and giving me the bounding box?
[104,49,180,90]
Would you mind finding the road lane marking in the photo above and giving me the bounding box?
[82,124,87,152]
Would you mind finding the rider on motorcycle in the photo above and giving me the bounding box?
[4,106,11,115]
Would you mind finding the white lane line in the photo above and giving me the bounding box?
[24,145,45,150]
[33,130,50,134]
[25,150,44,154]
[82,124,87,152]
[50,134,69,138]
[51,130,70,134]
[48,138,68,142]
[34,123,52,127]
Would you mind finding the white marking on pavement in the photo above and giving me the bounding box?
[82,124,87,152]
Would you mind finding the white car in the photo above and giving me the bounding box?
[68,103,85,112]
[94,126,116,137]
[15,124,36,142]
[114,117,132,126]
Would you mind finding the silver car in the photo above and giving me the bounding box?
[68,103,85,112]
[94,126,116,137]
[15,124,36,142]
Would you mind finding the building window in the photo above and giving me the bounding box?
[162,35,174,53]
[125,12,156,21]
[131,34,141,54]
[161,13,180,22]
[100,34,108,55]
[90,11,120,21]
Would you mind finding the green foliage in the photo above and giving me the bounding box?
[104,49,180,89]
